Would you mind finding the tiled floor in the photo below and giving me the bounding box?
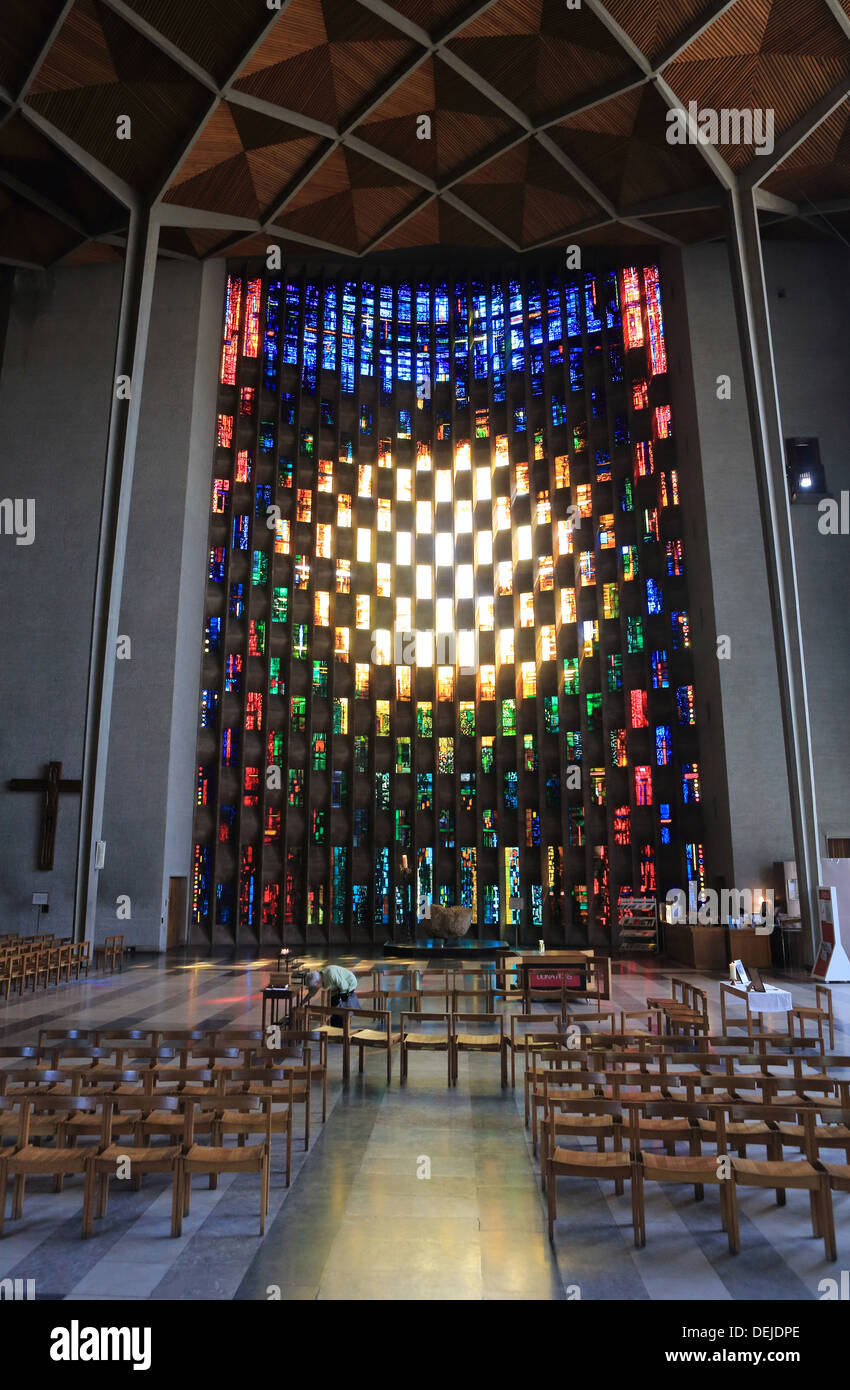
[0,955,848,1301]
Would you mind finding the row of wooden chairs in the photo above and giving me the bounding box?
[529,1045,850,1150]
[0,1027,329,1147]
[523,1037,848,1151]
[323,964,610,1018]
[0,1024,336,1238]
[298,1004,515,1086]
[645,978,709,1036]
[0,941,89,998]
[0,1083,287,1240]
[93,935,125,974]
[533,1040,850,1256]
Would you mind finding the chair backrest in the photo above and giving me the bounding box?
[78,1068,142,1087]
[183,1093,271,1145]
[45,1046,116,1068]
[38,1029,95,1049]
[94,1029,156,1046]
[149,1067,217,1090]
[2,1068,82,1094]
[102,1092,181,1139]
[401,1011,452,1035]
[0,1045,41,1062]
[454,1012,504,1038]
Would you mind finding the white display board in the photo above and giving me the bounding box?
[813,863,850,982]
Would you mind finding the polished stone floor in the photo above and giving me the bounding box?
[0,955,847,1301]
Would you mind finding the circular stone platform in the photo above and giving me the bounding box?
[383,938,511,960]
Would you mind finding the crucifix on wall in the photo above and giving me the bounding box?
[7,762,82,870]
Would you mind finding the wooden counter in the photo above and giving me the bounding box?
[663,923,728,970]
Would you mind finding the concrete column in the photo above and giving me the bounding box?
[725,185,821,954]
[72,204,160,942]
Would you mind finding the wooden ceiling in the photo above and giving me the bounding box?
[1,0,849,267]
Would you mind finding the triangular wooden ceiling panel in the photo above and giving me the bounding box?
[549,86,712,208]
[165,101,325,215]
[447,0,639,119]
[354,55,521,179]
[121,0,267,86]
[599,0,736,65]
[26,0,211,192]
[667,0,850,170]
[762,97,850,200]
[233,0,417,128]
[0,0,80,93]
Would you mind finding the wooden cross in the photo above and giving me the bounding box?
[8,762,82,870]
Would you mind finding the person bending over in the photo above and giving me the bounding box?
[303,964,360,1026]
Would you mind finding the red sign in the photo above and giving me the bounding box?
[813,887,836,980]
[528,969,582,990]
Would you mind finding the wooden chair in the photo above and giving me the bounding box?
[728,1102,837,1261]
[93,935,124,974]
[177,1094,271,1237]
[296,1004,353,1082]
[631,1099,740,1253]
[1,1095,102,1234]
[412,968,452,1011]
[619,1008,662,1038]
[249,1031,326,1143]
[452,1013,506,1087]
[506,1014,563,1089]
[82,1095,184,1237]
[450,968,495,1013]
[647,979,710,1037]
[348,1009,401,1085]
[400,1011,453,1086]
[234,1051,310,1151]
[70,941,91,979]
[139,1069,218,1144]
[0,1073,79,1152]
[546,1098,641,1245]
[217,1067,294,1186]
[541,1103,624,1191]
[788,986,835,1050]
[371,967,421,1013]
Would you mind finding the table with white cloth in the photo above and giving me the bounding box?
[720,982,793,1033]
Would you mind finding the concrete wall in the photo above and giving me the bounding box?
[0,256,224,947]
[679,238,850,894]
[0,264,118,935]
[762,243,850,847]
[96,259,224,950]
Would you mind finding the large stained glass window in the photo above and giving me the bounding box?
[193,261,705,945]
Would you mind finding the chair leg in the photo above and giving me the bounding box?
[386,1047,392,1086]
[725,1179,740,1255]
[631,1165,645,1248]
[259,1157,268,1237]
[0,1162,6,1237]
[82,1163,95,1239]
[547,1162,557,1241]
[809,1188,822,1238]
[285,1120,292,1187]
[818,1177,837,1262]
[173,1164,183,1237]
[12,1175,25,1221]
